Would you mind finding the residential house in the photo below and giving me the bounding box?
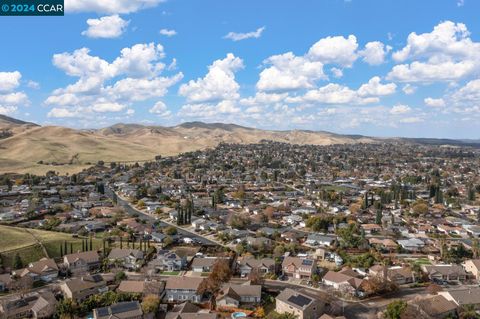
[408,295,457,319]
[0,274,12,292]
[283,215,303,225]
[164,276,205,303]
[108,248,144,270]
[439,287,480,308]
[236,257,276,278]
[60,275,108,302]
[422,265,467,282]
[361,224,382,234]
[0,290,57,319]
[305,234,335,247]
[282,257,317,280]
[14,258,58,282]
[397,238,425,252]
[276,288,325,319]
[149,250,187,273]
[192,218,208,230]
[245,236,272,248]
[368,238,398,251]
[117,280,165,298]
[63,251,101,274]
[165,302,218,319]
[191,257,229,273]
[216,283,262,308]
[93,301,143,319]
[369,265,415,285]
[322,269,364,294]
[464,225,480,238]
[463,259,480,280]
[151,232,167,243]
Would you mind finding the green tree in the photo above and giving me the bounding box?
[163,236,174,247]
[376,208,383,225]
[55,298,78,319]
[384,300,407,319]
[164,226,177,236]
[13,253,23,269]
[115,271,126,283]
[141,295,160,314]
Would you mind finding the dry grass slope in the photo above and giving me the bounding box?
[0,122,374,175]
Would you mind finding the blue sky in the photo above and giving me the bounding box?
[0,0,479,138]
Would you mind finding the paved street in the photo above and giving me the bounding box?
[104,186,221,246]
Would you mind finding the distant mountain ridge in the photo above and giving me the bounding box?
[0,116,478,175]
[0,114,38,127]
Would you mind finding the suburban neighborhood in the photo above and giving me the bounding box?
[0,141,480,319]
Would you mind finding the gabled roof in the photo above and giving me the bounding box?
[282,256,315,271]
[165,276,204,290]
[108,248,143,260]
[440,287,480,306]
[27,258,58,275]
[64,251,100,264]
[218,283,261,301]
[410,295,457,316]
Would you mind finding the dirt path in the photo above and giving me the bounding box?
[24,228,49,258]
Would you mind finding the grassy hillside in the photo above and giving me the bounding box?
[0,122,375,175]
[0,225,102,268]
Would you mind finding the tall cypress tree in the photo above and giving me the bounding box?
[376,209,382,225]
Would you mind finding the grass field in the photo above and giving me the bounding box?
[0,225,103,268]
[411,258,432,266]
[0,244,46,270]
[320,185,349,192]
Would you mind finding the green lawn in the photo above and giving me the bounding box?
[412,258,432,265]
[321,185,349,192]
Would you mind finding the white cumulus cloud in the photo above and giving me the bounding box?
[307,35,358,67]
[388,21,480,82]
[45,43,182,118]
[82,15,129,38]
[358,41,391,65]
[257,52,325,92]
[179,53,243,103]
[357,76,396,97]
[159,29,177,37]
[224,26,265,41]
[0,71,21,92]
[424,97,446,107]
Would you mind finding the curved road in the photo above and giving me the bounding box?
[104,186,220,246]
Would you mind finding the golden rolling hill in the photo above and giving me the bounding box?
[0,116,374,175]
